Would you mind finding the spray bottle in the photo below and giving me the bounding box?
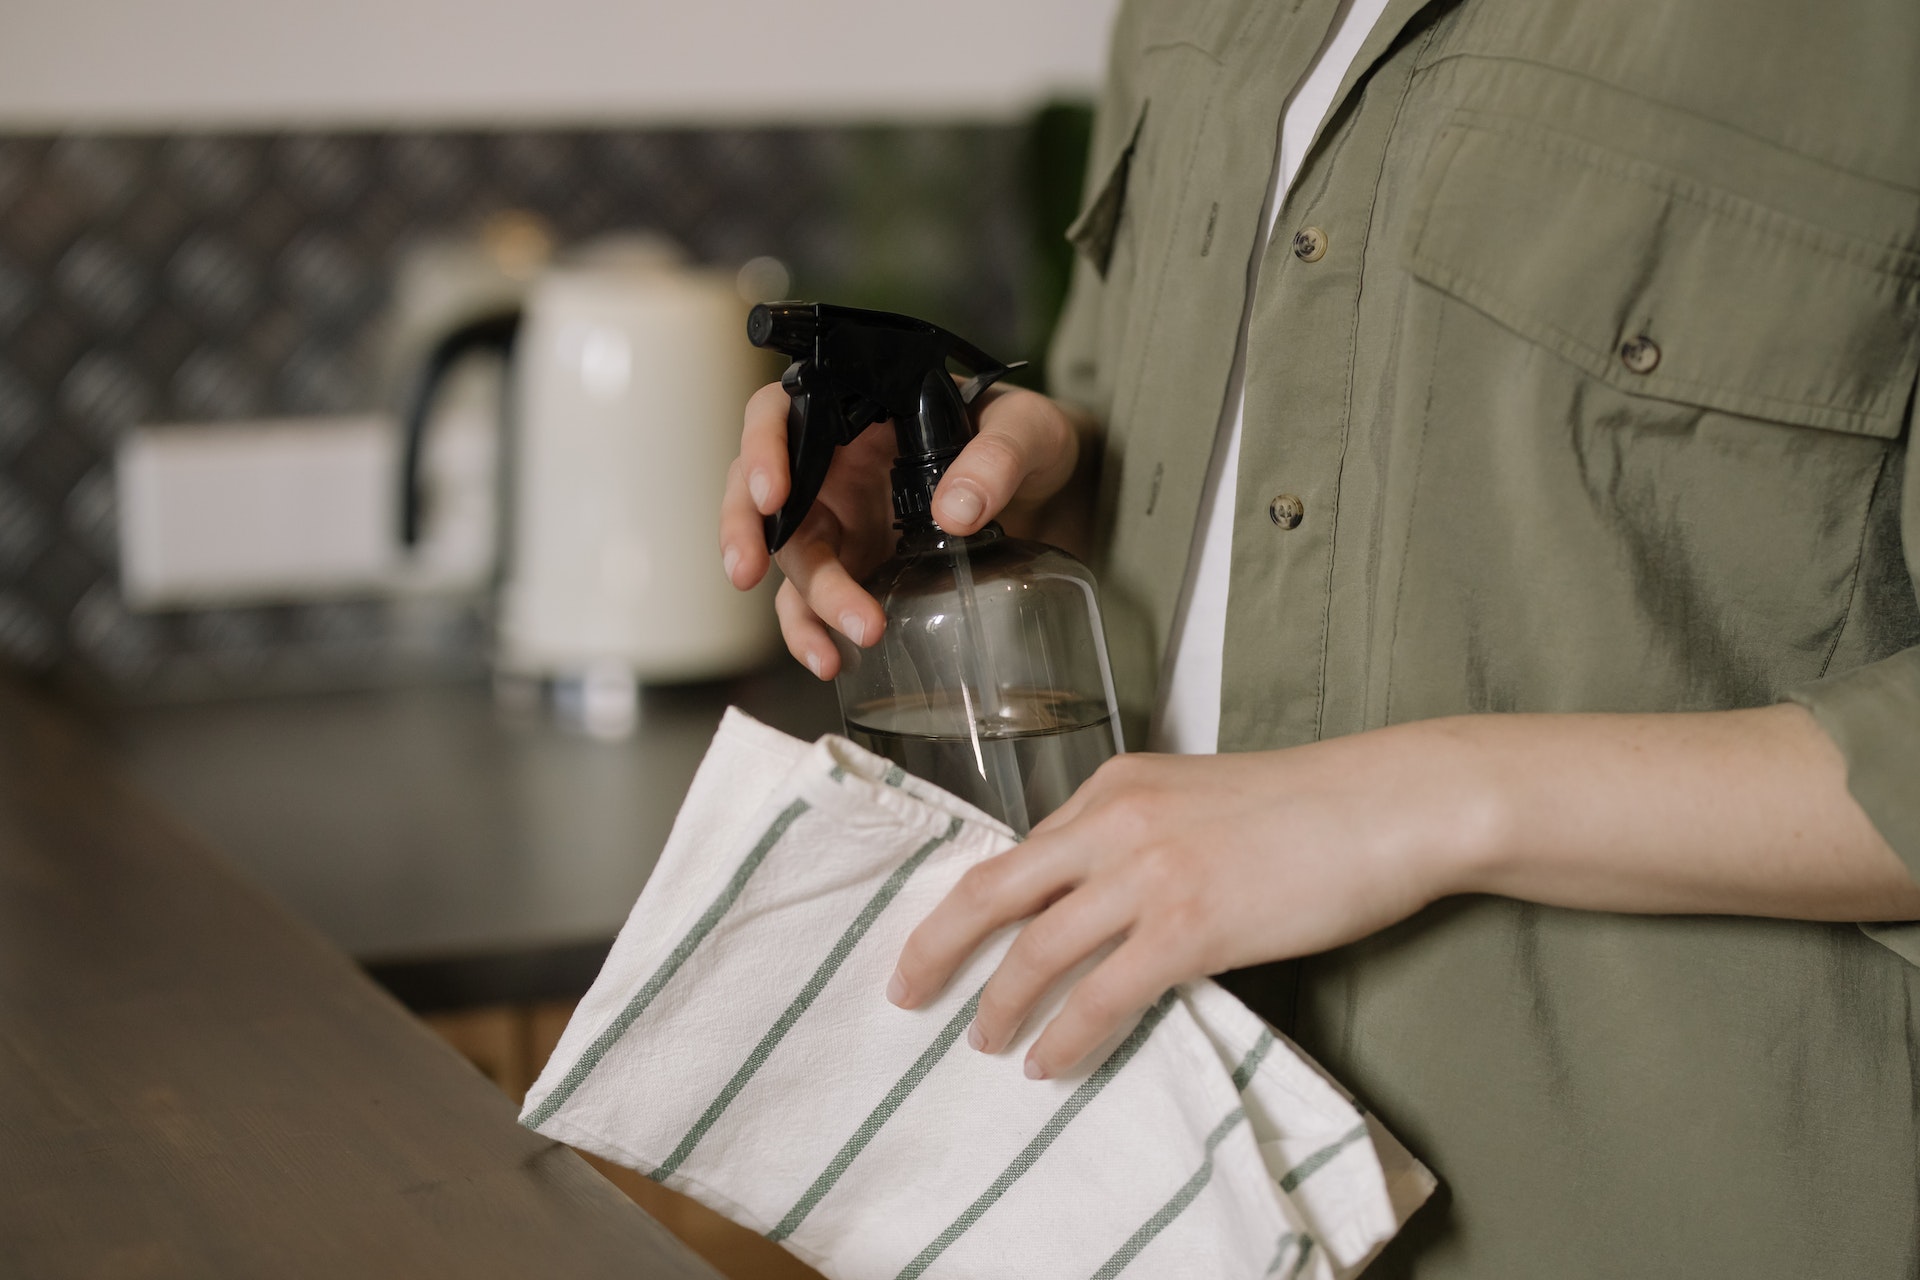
[750,302,1123,835]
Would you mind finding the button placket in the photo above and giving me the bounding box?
[1214,14,1439,753]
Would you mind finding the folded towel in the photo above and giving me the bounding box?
[522,709,1433,1279]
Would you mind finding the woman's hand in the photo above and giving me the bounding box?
[886,724,1494,1080]
[717,380,1090,679]
[883,704,1920,1082]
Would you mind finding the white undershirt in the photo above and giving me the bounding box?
[1148,0,1393,755]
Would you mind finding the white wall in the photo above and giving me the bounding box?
[0,0,1121,130]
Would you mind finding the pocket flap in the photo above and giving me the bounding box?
[1067,101,1149,280]
[1405,115,1920,438]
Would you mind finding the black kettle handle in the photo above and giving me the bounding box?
[398,309,522,548]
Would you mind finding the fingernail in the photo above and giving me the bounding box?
[1023,1055,1048,1081]
[936,486,983,530]
[722,546,740,584]
[749,470,772,511]
[886,971,908,1006]
[804,652,824,679]
[967,1023,988,1053]
[838,612,867,646]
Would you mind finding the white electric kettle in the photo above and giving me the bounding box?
[402,236,776,698]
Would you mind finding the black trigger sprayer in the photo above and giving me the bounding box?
[748,302,1124,835]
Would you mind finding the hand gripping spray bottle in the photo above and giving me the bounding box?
[751,302,1123,835]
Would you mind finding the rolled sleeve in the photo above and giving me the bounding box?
[1788,647,1920,884]
[1788,371,1920,962]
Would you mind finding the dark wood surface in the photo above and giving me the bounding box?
[0,678,722,1279]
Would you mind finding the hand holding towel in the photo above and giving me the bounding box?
[523,709,1433,1279]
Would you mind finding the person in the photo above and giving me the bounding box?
[719,1,1920,1274]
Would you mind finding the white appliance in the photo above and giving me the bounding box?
[403,237,776,701]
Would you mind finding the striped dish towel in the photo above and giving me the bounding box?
[521,709,1433,1279]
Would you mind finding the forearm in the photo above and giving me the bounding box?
[1429,705,1920,922]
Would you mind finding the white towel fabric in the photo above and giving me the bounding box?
[522,709,1434,1279]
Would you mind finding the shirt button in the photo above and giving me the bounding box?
[1268,494,1305,529]
[1291,226,1328,263]
[1619,335,1661,374]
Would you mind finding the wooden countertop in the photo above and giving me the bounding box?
[0,678,722,1278]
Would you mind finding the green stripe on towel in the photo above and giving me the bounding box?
[1279,1120,1370,1194]
[650,816,966,1182]
[1230,1028,1276,1093]
[766,984,986,1243]
[1264,1232,1315,1278]
[521,797,810,1130]
[1087,1031,1273,1277]
[1088,1105,1248,1279]
[893,990,1179,1280]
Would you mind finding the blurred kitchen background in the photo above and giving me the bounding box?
[0,5,1116,1275]
[0,0,1108,702]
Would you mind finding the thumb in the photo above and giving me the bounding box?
[930,391,1077,535]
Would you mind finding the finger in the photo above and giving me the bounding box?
[719,457,772,589]
[889,838,1083,1010]
[774,579,838,680]
[775,503,885,648]
[968,881,1133,1055]
[718,383,796,590]
[1023,932,1185,1081]
[741,381,794,514]
[931,392,1076,535]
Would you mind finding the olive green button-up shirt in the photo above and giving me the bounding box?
[1048,1,1920,1275]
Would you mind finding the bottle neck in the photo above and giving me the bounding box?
[890,446,1006,550]
[888,448,958,533]
[894,517,1004,555]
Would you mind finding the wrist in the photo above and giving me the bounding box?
[1385,715,1523,901]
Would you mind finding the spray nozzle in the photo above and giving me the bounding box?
[747,302,1024,553]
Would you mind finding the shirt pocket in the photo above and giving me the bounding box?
[1051,94,1152,420]
[1382,110,1920,722]
[1404,112,1920,438]
[1066,98,1149,281]
[1067,0,1234,284]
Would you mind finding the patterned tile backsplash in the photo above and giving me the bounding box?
[0,122,1067,699]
